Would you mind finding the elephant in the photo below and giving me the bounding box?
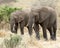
[27,6,57,40]
[10,10,29,35]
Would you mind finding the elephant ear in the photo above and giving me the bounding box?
[31,9,40,23]
[14,15,24,23]
[19,16,24,22]
[39,7,50,23]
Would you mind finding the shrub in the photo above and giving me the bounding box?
[0,5,22,23]
[4,35,22,48]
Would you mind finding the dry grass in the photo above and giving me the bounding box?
[0,28,60,48]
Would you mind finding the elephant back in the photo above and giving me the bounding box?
[39,6,56,23]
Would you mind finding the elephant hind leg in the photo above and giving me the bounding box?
[47,27,54,40]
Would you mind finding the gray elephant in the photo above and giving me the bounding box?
[10,10,29,35]
[27,7,57,40]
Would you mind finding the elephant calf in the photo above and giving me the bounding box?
[28,7,57,40]
[10,10,29,35]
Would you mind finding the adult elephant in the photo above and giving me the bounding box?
[10,10,29,35]
[27,6,57,40]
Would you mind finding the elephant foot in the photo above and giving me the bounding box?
[21,32,24,35]
[53,36,56,40]
[53,38,56,40]
[36,35,40,40]
[21,33,24,35]
[29,32,33,36]
[44,37,48,41]
[51,36,56,41]
[12,30,17,34]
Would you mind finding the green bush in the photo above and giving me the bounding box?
[0,6,22,23]
[4,35,22,48]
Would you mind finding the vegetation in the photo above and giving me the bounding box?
[4,35,22,48]
[0,5,22,23]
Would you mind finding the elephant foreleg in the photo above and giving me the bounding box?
[11,23,14,33]
[10,21,16,33]
[34,23,40,40]
[14,23,18,33]
[27,16,34,36]
[42,26,48,40]
[53,20,57,40]
[20,21,25,35]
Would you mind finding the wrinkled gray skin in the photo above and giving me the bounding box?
[28,7,57,40]
[10,10,29,35]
